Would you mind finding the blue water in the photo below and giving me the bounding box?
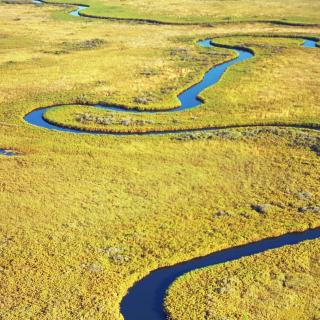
[69,5,88,17]
[24,38,318,135]
[303,39,319,48]
[100,40,252,114]
[24,40,253,134]
[120,228,320,320]
[0,149,16,156]
[31,0,88,16]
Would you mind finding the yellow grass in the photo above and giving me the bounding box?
[29,0,320,24]
[0,3,319,319]
[43,35,320,134]
[165,239,320,320]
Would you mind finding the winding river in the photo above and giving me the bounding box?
[24,39,254,134]
[121,228,320,320]
[12,2,320,319]
[32,0,88,16]
[24,38,318,135]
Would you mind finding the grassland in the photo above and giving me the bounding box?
[18,0,320,25]
[43,35,320,134]
[2,123,320,319]
[165,239,320,320]
[0,2,319,320]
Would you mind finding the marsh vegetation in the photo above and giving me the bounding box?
[165,239,320,320]
[0,1,319,319]
[29,0,320,25]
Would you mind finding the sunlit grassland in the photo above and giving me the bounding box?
[45,36,320,133]
[1,3,318,132]
[18,0,320,25]
[1,125,320,319]
[0,3,320,319]
[165,239,320,320]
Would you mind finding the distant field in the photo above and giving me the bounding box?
[30,0,320,24]
[0,2,319,320]
[166,239,320,320]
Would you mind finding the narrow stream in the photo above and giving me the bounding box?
[120,228,320,320]
[24,40,253,134]
[24,39,317,135]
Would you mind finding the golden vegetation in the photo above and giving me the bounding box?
[165,239,320,320]
[29,0,320,24]
[44,35,320,134]
[2,124,320,319]
[0,2,319,320]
